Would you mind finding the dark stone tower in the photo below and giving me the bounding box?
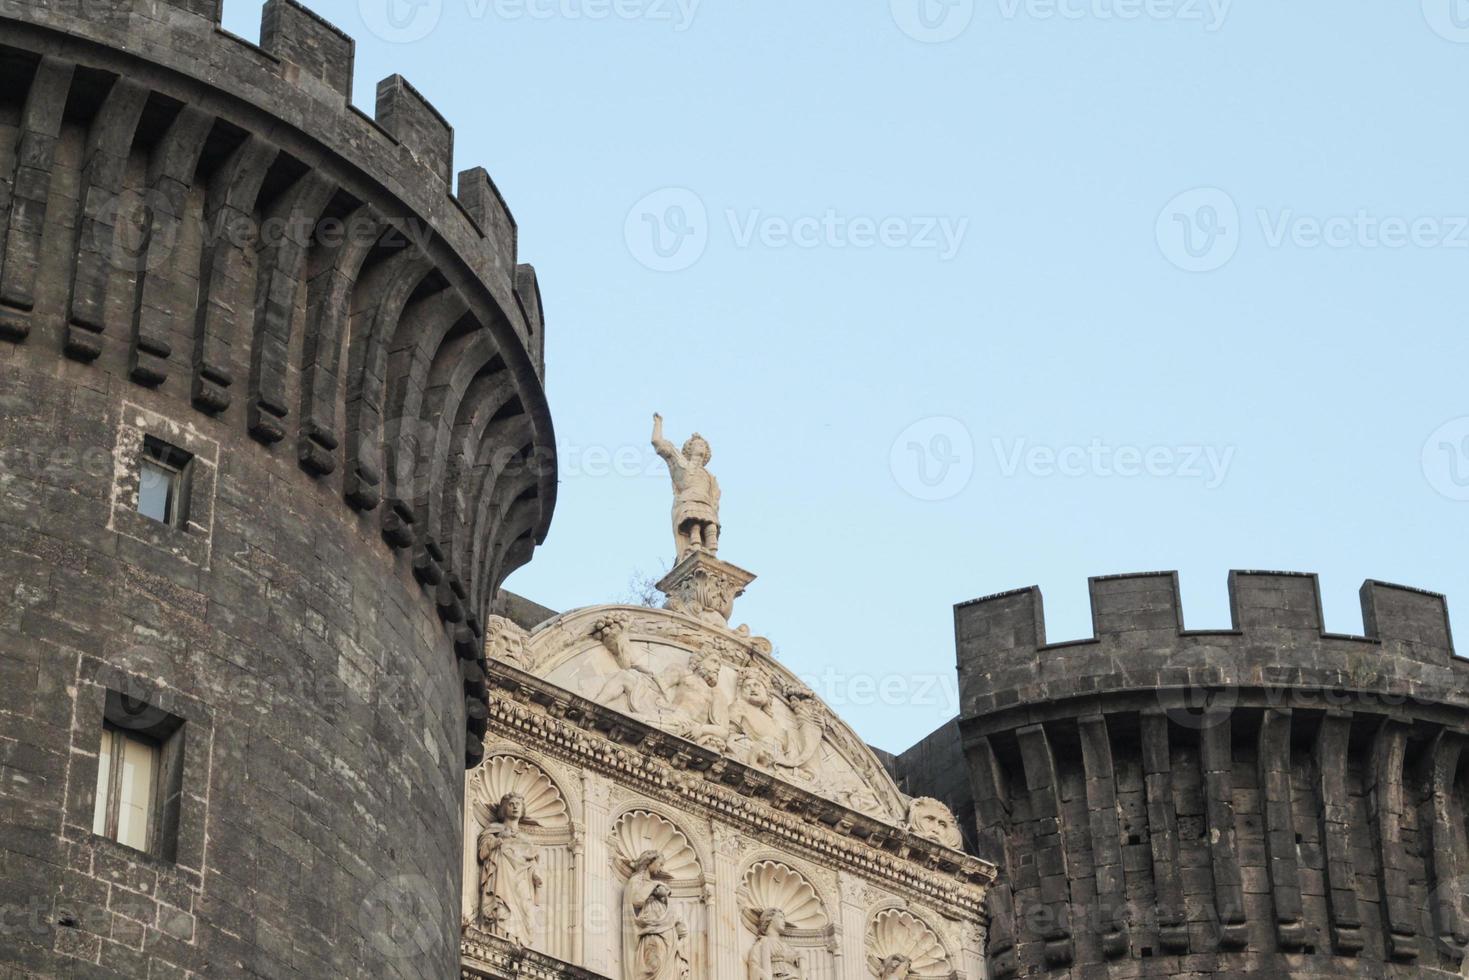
[0,1,555,976]
[954,571,1468,979]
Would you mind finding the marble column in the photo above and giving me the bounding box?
[836,872,870,980]
[712,822,746,980]
[583,772,616,977]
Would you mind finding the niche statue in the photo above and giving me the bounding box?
[478,792,544,946]
[748,908,805,980]
[624,850,691,980]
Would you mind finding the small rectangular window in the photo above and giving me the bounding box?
[92,692,186,861]
[138,437,193,528]
[92,725,160,853]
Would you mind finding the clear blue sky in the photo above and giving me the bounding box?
[228,0,1469,754]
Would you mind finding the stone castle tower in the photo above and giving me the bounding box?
[0,1,554,976]
[941,570,1468,979]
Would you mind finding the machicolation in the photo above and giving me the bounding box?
[954,570,1469,979]
[0,0,555,975]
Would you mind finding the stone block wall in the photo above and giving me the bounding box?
[0,0,558,975]
[936,570,1469,979]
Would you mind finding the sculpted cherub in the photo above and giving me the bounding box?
[652,413,721,560]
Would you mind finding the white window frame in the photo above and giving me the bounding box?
[92,723,162,854]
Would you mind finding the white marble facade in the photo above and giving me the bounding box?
[463,420,990,980]
[463,603,990,980]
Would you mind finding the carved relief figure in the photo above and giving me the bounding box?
[625,850,691,980]
[747,908,805,980]
[592,613,671,717]
[653,414,721,560]
[478,792,544,945]
[726,670,823,783]
[660,645,731,748]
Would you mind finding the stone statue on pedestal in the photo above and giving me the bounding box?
[653,414,721,560]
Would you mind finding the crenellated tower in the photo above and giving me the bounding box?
[951,570,1468,980]
[0,1,555,976]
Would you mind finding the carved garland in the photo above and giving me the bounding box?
[485,693,989,920]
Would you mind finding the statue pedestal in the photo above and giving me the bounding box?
[656,551,756,626]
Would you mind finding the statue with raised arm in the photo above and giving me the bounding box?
[652,414,722,560]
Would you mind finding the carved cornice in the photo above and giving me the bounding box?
[486,663,994,919]
[462,928,604,980]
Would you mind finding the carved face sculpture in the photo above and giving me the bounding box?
[758,908,787,937]
[683,435,711,467]
[907,798,963,849]
[691,655,721,688]
[878,955,912,980]
[740,672,771,708]
[485,617,529,666]
[498,793,526,822]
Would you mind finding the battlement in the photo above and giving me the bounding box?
[1,0,542,351]
[957,571,1463,726]
[954,573,1469,979]
[958,569,1455,655]
[0,0,558,766]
